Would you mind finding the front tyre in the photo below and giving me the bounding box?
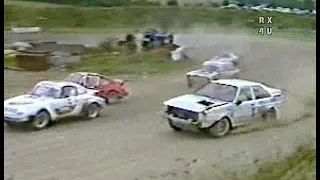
[30,110,51,130]
[86,103,101,119]
[208,118,231,137]
[168,119,182,132]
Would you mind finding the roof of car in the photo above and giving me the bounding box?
[212,79,262,87]
[36,80,86,89]
[203,60,233,66]
[74,72,103,76]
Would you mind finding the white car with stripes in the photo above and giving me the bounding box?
[163,79,285,137]
[4,81,106,130]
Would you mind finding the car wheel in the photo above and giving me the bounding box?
[107,90,120,103]
[168,119,182,131]
[208,118,231,137]
[262,108,277,121]
[104,97,109,105]
[30,110,51,130]
[86,103,101,119]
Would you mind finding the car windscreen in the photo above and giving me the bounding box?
[64,74,83,83]
[194,83,238,102]
[30,85,60,98]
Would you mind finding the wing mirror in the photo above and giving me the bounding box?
[235,100,242,106]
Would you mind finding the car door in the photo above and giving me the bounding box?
[55,86,81,118]
[251,85,272,117]
[232,86,256,124]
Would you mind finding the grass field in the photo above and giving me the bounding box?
[243,144,316,180]
[67,48,198,76]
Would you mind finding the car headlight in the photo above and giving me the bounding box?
[16,112,25,116]
[198,112,206,121]
[163,105,168,113]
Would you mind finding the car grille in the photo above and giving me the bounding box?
[167,106,198,121]
[4,107,17,113]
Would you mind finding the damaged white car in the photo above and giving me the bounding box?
[209,53,241,65]
[4,81,106,130]
[186,60,241,88]
[163,79,285,137]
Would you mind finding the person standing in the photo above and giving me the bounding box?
[135,30,143,52]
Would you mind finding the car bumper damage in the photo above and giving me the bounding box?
[163,113,203,132]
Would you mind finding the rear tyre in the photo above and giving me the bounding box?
[208,118,231,137]
[30,110,51,130]
[262,108,277,121]
[107,90,120,104]
[104,97,109,105]
[86,103,101,120]
[168,119,182,131]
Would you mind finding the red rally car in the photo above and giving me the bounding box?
[64,72,129,104]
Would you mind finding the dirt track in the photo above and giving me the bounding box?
[4,34,316,180]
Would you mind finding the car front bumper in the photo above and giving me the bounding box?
[163,113,202,132]
[4,115,30,123]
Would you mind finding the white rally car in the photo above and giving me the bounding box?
[4,81,106,130]
[186,53,242,88]
[163,79,285,137]
[186,60,241,88]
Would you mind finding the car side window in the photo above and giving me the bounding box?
[79,76,88,87]
[237,87,253,102]
[100,77,110,85]
[252,85,271,99]
[87,76,100,88]
[61,86,78,98]
[80,75,100,88]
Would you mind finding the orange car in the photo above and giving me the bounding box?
[64,72,129,104]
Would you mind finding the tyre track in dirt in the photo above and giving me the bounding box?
[4,34,316,180]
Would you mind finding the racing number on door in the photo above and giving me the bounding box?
[55,99,76,115]
[57,105,74,114]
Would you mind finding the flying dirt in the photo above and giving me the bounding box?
[4,33,316,180]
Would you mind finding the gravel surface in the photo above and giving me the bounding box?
[4,33,316,180]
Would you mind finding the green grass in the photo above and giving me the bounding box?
[8,0,162,7]
[244,145,316,180]
[4,1,316,31]
[4,48,198,76]
[4,55,17,67]
[66,48,198,76]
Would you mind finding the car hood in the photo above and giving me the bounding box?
[163,94,228,112]
[4,94,51,106]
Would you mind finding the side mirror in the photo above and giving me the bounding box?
[235,100,242,106]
